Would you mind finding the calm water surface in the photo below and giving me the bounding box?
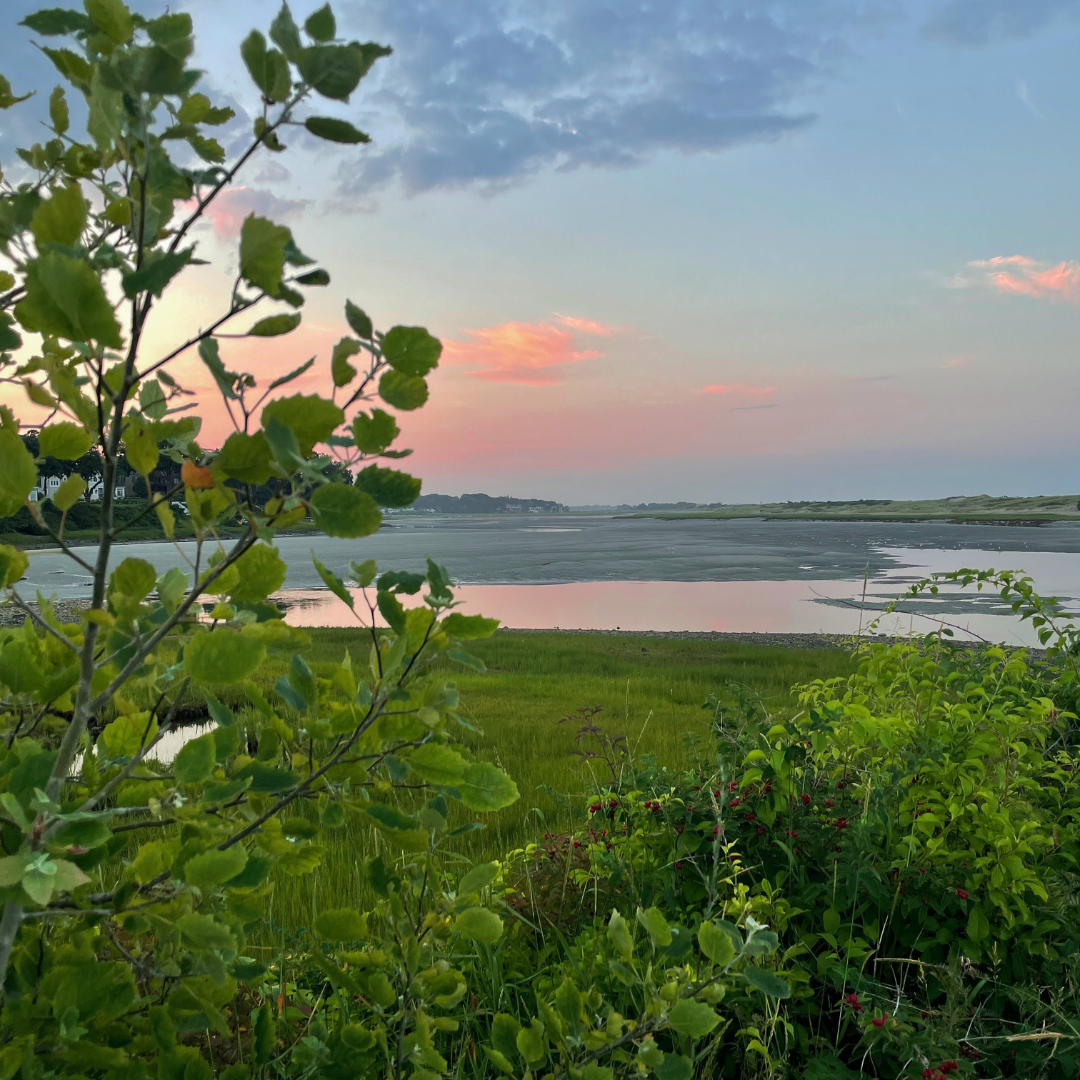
[23,515,1080,645]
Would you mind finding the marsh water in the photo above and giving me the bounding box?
[23,514,1080,645]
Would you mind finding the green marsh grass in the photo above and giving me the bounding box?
[262,630,855,930]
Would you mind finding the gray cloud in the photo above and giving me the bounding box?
[338,0,883,195]
[921,0,1079,45]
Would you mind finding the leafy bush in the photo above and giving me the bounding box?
[526,621,1080,1078]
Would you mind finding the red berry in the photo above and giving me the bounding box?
[845,993,859,1006]
[800,793,811,805]
[745,812,756,822]
[940,1063,959,1074]
[786,829,798,838]
[872,1017,886,1028]
[608,800,617,809]
[730,798,740,808]
[677,826,684,834]
[757,826,765,835]
[675,860,683,869]
[956,888,969,900]
[824,798,835,809]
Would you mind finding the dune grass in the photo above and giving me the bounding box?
[259,630,855,929]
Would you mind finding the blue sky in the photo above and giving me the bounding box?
[3,0,1080,502]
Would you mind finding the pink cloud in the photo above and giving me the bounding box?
[697,384,776,396]
[960,255,1080,301]
[553,313,614,335]
[188,186,308,241]
[442,319,607,384]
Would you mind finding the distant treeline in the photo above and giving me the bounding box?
[411,493,566,513]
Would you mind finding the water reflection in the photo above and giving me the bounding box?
[273,545,1080,647]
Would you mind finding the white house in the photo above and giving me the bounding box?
[28,476,63,503]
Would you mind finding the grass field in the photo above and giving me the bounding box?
[632,493,1080,523]
[256,630,855,928]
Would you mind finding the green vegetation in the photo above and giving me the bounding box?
[636,494,1080,524]
[263,631,854,918]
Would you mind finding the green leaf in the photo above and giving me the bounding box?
[447,648,485,672]
[379,369,428,411]
[484,1047,515,1076]
[742,964,791,999]
[350,558,378,587]
[352,409,398,453]
[248,313,301,337]
[51,473,85,511]
[309,483,381,538]
[0,430,36,517]
[409,744,468,786]
[39,422,91,461]
[122,249,192,299]
[224,855,272,888]
[442,613,500,641]
[457,762,519,812]
[20,9,95,35]
[313,554,354,609]
[30,183,86,246]
[0,545,29,588]
[517,1024,547,1068]
[331,336,360,387]
[239,213,292,296]
[177,911,236,952]
[231,762,297,793]
[48,86,69,133]
[263,416,305,471]
[270,2,302,59]
[184,845,248,890]
[54,818,112,850]
[241,31,291,102]
[124,416,159,475]
[366,803,419,832]
[216,431,273,485]
[655,1054,693,1080]
[261,393,344,455]
[454,906,503,943]
[110,557,157,600]
[458,862,498,895]
[296,268,329,286]
[85,0,134,44]
[637,906,672,947]
[230,544,287,603]
[297,43,372,101]
[698,920,736,967]
[198,337,239,400]
[345,300,372,338]
[14,252,123,347]
[968,904,990,943]
[313,909,365,941]
[353,464,420,508]
[490,1012,521,1063]
[667,998,719,1038]
[174,732,216,784]
[377,590,405,633]
[305,116,369,143]
[382,326,441,377]
[185,628,266,685]
[305,3,336,41]
[608,909,634,961]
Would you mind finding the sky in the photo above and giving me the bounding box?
[2,0,1080,503]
